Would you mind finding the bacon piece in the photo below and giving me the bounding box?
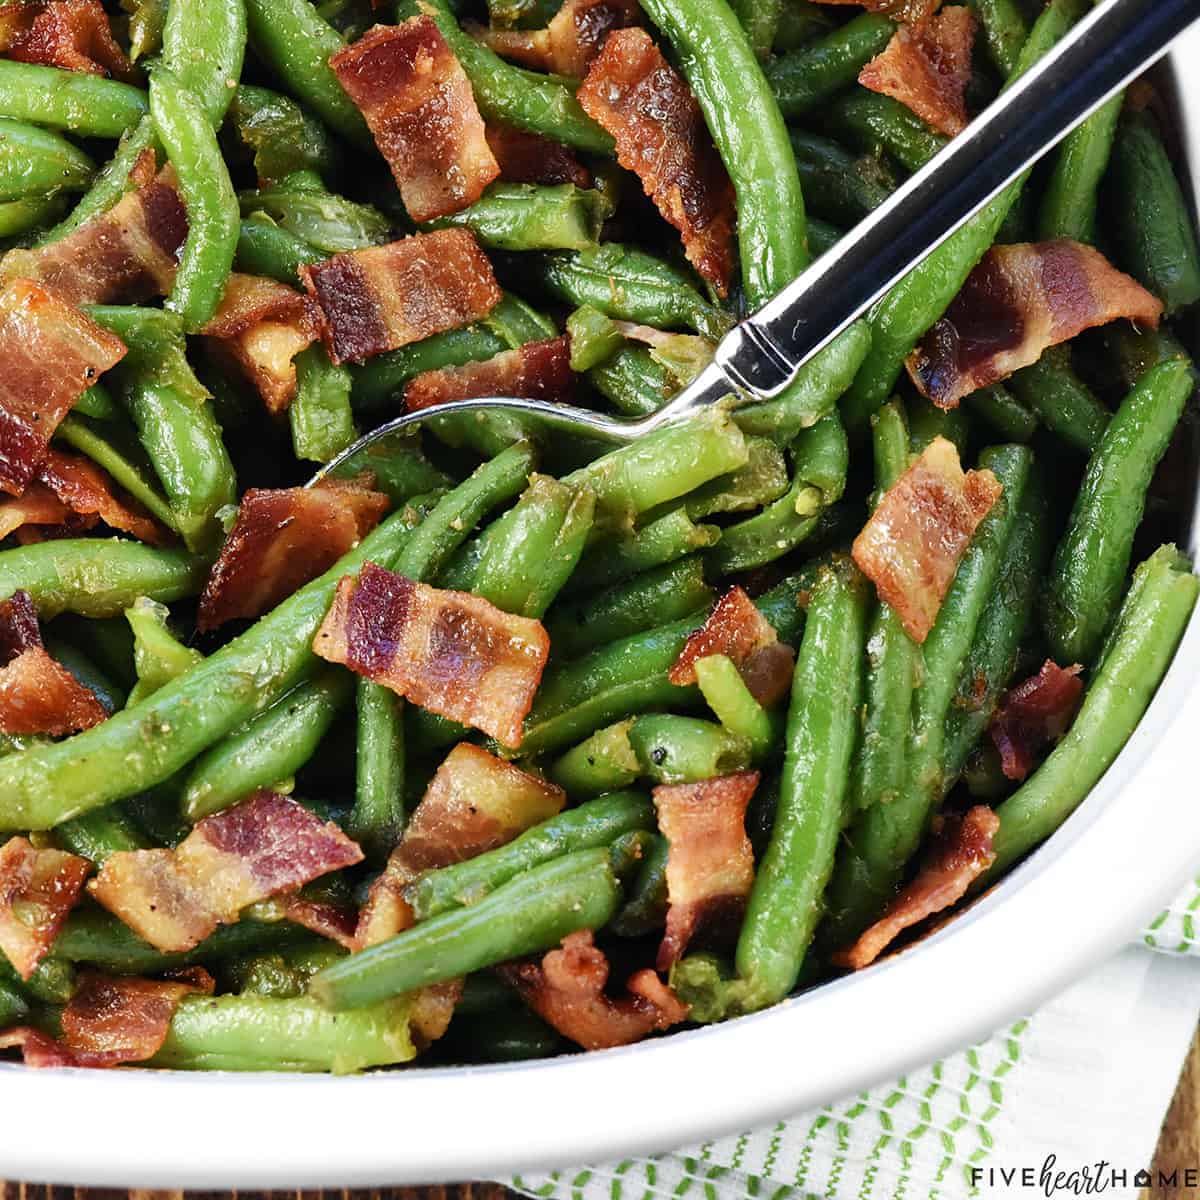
[1,0,137,81]
[331,18,499,223]
[0,483,73,541]
[300,230,501,365]
[197,479,390,631]
[0,590,107,734]
[578,29,735,295]
[474,0,640,78]
[0,165,186,307]
[201,274,323,414]
[669,586,795,707]
[653,772,758,971]
[812,0,939,25]
[404,336,573,411]
[907,240,1164,409]
[834,806,999,969]
[0,1027,77,1067]
[313,564,551,746]
[989,660,1083,781]
[89,791,364,952]
[499,931,688,1050]
[852,437,1001,643]
[0,837,88,979]
[37,447,169,545]
[356,742,564,946]
[409,979,463,1046]
[0,280,127,495]
[278,895,359,951]
[859,6,975,137]
[486,123,591,189]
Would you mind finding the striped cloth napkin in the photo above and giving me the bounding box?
[504,881,1200,1200]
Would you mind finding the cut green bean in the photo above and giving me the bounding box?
[550,722,641,796]
[55,804,149,863]
[1037,92,1122,243]
[230,84,341,183]
[429,183,610,252]
[1008,346,1110,455]
[0,119,94,202]
[0,61,147,138]
[162,0,247,127]
[350,678,406,863]
[290,346,359,463]
[965,385,1038,443]
[694,654,777,757]
[240,174,391,253]
[628,713,750,784]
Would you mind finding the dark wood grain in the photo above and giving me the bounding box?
[0,1183,516,1200]
[1143,1024,1200,1200]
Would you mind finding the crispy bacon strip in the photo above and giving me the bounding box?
[0,837,88,979]
[473,0,640,78]
[201,274,323,414]
[653,772,758,971]
[357,742,564,946]
[990,660,1083,781]
[0,483,73,542]
[0,279,127,495]
[0,0,137,81]
[197,478,389,631]
[852,437,1001,643]
[405,336,573,411]
[278,896,359,951]
[669,585,795,707]
[37,447,169,545]
[499,931,688,1050]
[812,0,939,25]
[313,564,550,747]
[300,230,501,365]
[907,240,1164,409]
[486,123,591,188]
[0,164,186,307]
[834,806,999,969]
[859,6,975,137]
[89,791,364,952]
[0,590,107,735]
[578,29,735,296]
[331,18,499,223]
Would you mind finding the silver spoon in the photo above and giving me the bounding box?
[313,0,1200,483]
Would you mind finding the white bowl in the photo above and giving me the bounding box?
[5,31,1200,1191]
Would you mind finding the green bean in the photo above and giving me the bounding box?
[125,597,203,709]
[243,0,372,149]
[0,195,66,237]
[151,69,240,332]
[0,61,147,138]
[162,0,247,128]
[55,804,149,863]
[1103,323,1191,393]
[312,847,621,1009]
[1037,92,1122,243]
[684,437,788,518]
[441,1007,565,1063]
[964,384,1038,443]
[767,13,896,120]
[1007,346,1109,455]
[349,678,406,863]
[694,654,776,757]
[123,0,168,60]
[429,183,610,252]
[549,722,640,796]
[908,394,970,456]
[484,0,560,28]
[567,305,624,372]
[0,956,75,1006]
[239,175,391,253]
[773,0,835,51]
[627,713,750,784]
[85,304,208,404]
[290,346,358,463]
[610,834,669,938]
[182,669,354,820]
[454,972,515,1017]
[588,347,676,417]
[1044,357,1193,666]
[50,614,136,690]
[0,119,94,202]
[329,434,451,505]
[822,90,946,175]
[0,540,208,620]
[735,557,869,1010]
[989,545,1199,876]
[230,84,341,184]
[234,215,324,283]
[788,129,895,224]
[732,0,782,59]
[968,0,1028,76]
[72,385,122,422]
[43,636,126,715]
[0,978,28,1027]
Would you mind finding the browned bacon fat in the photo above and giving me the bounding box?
[300,230,501,364]
[0,590,107,735]
[0,837,88,979]
[197,479,389,631]
[852,437,1001,643]
[834,806,999,969]
[0,280,127,495]
[37,447,169,545]
[474,0,640,78]
[812,0,939,25]
[990,659,1083,781]
[0,484,76,542]
[313,564,550,747]
[499,931,688,1050]
[578,28,735,296]
[89,791,364,952]
[0,0,136,81]
[653,772,758,971]
[405,336,573,411]
[485,123,591,189]
[859,6,975,137]
[907,241,1164,409]
[669,585,795,707]
[331,18,499,223]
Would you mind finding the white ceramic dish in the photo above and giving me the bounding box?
[3,32,1200,1190]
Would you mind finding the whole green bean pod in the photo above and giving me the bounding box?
[428,183,609,252]
[788,129,896,224]
[773,0,835,50]
[550,722,641,796]
[162,0,247,128]
[1007,346,1109,455]
[628,714,750,784]
[350,678,406,863]
[0,119,94,202]
[0,61,147,137]
[1037,92,1122,243]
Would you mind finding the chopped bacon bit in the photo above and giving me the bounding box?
[578,29,735,296]
[278,895,359,951]
[0,280,127,495]
[859,6,975,137]
[37,447,169,545]
[300,230,502,365]
[1,0,137,81]
[834,806,999,969]
[197,478,389,631]
[201,274,323,414]
[0,166,186,307]
[486,123,591,189]
[405,336,573,411]
[653,772,758,971]
[410,979,463,1047]
[357,742,564,946]
[990,660,1083,781]
[669,586,795,706]
[313,564,550,747]
[331,18,499,224]
[473,0,640,78]
[89,791,363,952]
[907,240,1164,409]
[0,837,88,979]
[0,590,107,735]
[812,0,939,25]
[499,931,688,1050]
[0,483,73,542]
[852,437,1001,643]
[0,1027,77,1068]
